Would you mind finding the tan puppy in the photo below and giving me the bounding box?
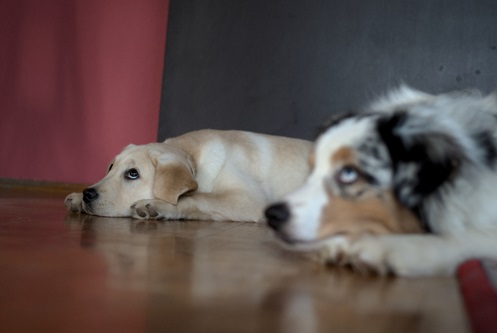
[65,130,311,222]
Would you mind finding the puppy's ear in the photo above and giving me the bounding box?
[152,155,198,205]
[376,111,463,208]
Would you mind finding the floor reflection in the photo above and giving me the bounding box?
[62,213,468,333]
[65,214,166,291]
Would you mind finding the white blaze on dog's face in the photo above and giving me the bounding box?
[82,143,197,217]
[272,115,423,244]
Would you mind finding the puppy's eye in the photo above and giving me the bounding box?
[108,164,114,172]
[125,168,140,180]
[335,166,360,185]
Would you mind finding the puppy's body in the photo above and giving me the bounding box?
[65,130,312,222]
[266,86,497,276]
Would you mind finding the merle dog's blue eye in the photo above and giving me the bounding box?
[336,166,359,185]
[125,168,139,180]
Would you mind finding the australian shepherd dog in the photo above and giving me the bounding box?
[265,86,497,276]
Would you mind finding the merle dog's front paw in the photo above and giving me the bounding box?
[320,235,392,276]
[317,231,458,277]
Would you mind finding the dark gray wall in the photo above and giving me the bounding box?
[159,0,497,141]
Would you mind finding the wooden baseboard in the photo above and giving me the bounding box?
[0,178,88,194]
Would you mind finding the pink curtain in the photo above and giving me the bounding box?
[0,0,169,183]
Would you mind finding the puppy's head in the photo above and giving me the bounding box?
[266,87,476,245]
[81,143,197,217]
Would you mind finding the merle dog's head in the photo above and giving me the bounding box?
[265,86,497,244]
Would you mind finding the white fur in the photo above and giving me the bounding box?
[368,85,433,113]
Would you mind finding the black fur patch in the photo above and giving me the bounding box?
[359,170,379,186]
[376,111,462,232]
[377,111,460,195]
[375,112,409,166]
[473,130,497,167]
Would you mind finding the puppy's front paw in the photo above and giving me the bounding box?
[64,193,83,213]
[131,199,176,220]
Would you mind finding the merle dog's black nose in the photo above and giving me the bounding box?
[83,187,99,204]
[265,203,290,231]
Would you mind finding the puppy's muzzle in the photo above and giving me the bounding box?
[265,202,290,231]
[83,187,99,204]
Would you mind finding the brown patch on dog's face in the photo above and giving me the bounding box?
[316,146,423,240]
[331,146,356,165]
[317,190,423,239]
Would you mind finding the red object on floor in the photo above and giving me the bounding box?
[457,259,497,333]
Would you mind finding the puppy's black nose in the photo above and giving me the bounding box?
[83,187,99,203]
[265,203,290,231]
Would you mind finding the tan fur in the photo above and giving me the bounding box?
[153,163,198,204]
[331,146,356,165]
[317,191,423,239]
[65,129,312,222]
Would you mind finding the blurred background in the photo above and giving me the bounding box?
[2,0,497,184]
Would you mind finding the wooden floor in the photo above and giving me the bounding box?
[0,186,470,333]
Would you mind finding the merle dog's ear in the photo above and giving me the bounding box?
[376,111,463,208]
